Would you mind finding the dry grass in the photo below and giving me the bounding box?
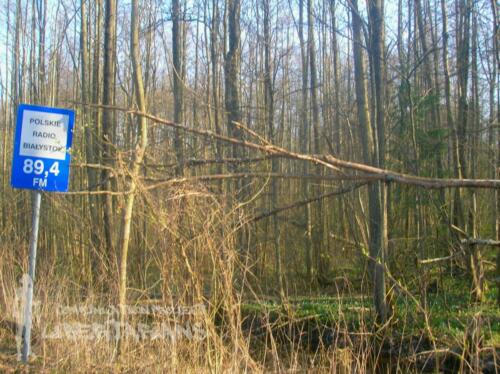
[0,184,498,373]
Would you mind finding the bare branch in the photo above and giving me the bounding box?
[249,182,368,222]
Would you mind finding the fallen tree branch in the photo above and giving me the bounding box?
[144,155,284,169]
[63,189,127,196]
[142,172,376,185]
[460,238,500,246]
[420,238,500,264]
[419,254,459,265]
[70,102,500,190]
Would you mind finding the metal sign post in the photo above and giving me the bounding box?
[11,104,75,363]
[21,191,41,362]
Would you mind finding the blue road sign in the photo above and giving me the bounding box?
[11,104,75,192]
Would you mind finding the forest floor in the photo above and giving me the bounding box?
[242,279,500,346]
[0,277,498,372]
[239,276,499,372]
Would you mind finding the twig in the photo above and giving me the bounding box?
[73,163,115,171]
[249,182,368,222]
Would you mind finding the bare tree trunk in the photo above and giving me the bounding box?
[29,0,36,102]
[192,4,200,159]
[424,0,449,248]
[92,0,103,259]
[468,10,484,302]
[441,0,464,230]
[490,0,500,305]
[101,0,117,259]
[37,0,47,103]
[225,0,242,159]
[225,0,244,200]
[80,0,100,284]
[13,0,22,234]
[262,0,284,297]
[351,0,387,321]
[1,0,11,230]
[172,0,185,175]
[367,0,388,323]
[210,0,223,189]
[413,0,430,305]
[456,0,471,181]
[118,0,148,354]
[307,0,325,284]
[453,0,472,233]
[329,0,348,243]
[298,0,312,285]
[330,0,340,155]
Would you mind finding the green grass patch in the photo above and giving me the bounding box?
[242,277,500,346]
